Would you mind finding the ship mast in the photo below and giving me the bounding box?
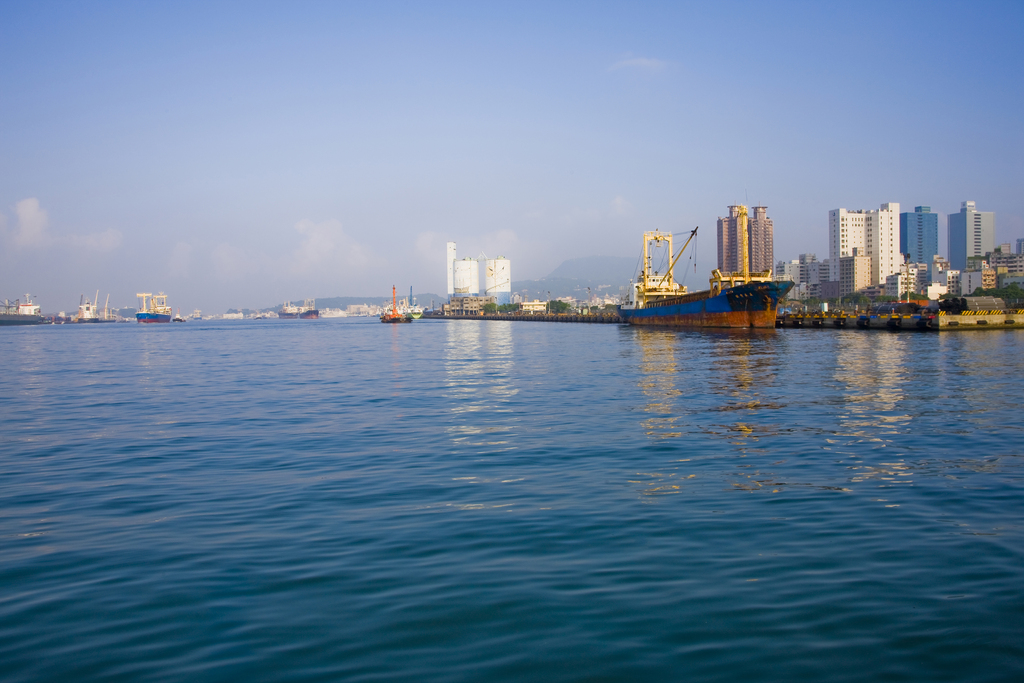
[739,206,750,283]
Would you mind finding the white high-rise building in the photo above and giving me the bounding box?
[446,242,457,301]
[948,201,995,271]
[828,203,901,287]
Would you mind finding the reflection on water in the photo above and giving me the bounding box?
[443,321,517,446]
[635,329,682,439]
[2,322,1023,681]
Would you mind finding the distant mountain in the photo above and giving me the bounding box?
[543,255,639,283]
[509,255,638,301]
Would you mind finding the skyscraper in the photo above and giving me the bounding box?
[828,203,900,286]
[948,201,995,271]
[899,206,939,265]
[747,206,774,273]
[946,200,995,270]
[717,205,774,274]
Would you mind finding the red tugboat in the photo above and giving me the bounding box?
[381,286,411,323]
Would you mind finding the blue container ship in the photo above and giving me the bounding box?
[136,292,172,323]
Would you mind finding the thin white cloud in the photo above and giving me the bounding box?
[14,198,52,247]
[168,242,193,278]
[611,195,633,216]
[67,229,122,252]
[211,242,260,281]
[609,56,667,72]
[8,197,122,252]
[290,218,370,275]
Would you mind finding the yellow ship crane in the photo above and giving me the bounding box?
[632,227,700,308]
[709,205,773,296]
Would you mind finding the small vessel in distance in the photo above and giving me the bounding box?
[299,299,319,319]
[381,286,412,323]
[0,294,43,326]
[279,299,319,319]
[173,308,186,323]
[136,292,173,323]
[75,290,116,323]
[619,207,793,328]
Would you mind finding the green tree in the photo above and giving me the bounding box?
[482,303,497,313]
[549,300,571,314]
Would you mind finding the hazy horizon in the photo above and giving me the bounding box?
[3,1,1022,313]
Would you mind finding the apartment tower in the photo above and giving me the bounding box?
[828,203,900,287]
[947,201,995,271]
[717,204,774,274]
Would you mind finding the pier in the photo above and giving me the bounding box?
[777,310,1024,331]
[432,309,1024,331]
[429,312,623,323]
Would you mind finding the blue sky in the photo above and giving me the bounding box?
[2,1,1022,313]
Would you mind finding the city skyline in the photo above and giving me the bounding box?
[2,2,1022,313]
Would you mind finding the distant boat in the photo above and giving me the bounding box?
[136,292,172,323]
[0,294,43,326]
[75,290,115,323]
[299,299,319,319]
[279,299,319,319]
[173,308,186,323]
[381,286,412,323]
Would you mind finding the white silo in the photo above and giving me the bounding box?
[485,257,512,306]
[452,258,479,296]
[446,241,457,301]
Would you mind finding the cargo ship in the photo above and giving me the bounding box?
[75,291,116,323]
[0,295,44,326]
[136,292,173,323]
[279,299,319,319]
[619,209,793,328]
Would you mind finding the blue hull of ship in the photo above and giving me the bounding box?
[136,313,172,323]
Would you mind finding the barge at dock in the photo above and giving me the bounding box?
[619,211,792,328]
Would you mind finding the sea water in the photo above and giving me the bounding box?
[1,319,1021,682]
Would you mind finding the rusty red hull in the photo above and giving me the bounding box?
[624,309,779,328]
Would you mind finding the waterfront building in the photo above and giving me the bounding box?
[444,295,495,315]
[828,203,900,286]
[937,269,961,296]
[900,206,939,265]
[775,259,799,282]
[446,241,457,301]
[962,269,995,296]
[839,248,871,296]
[885,265,923,298]
[930,255,951,283]
[484,257,512,306]
[718,205,774,274]
[807,259,829,285]
[819,281,840,299]
[948,201,995,271]
[748,206,774,274]
[988,250,1024,273]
